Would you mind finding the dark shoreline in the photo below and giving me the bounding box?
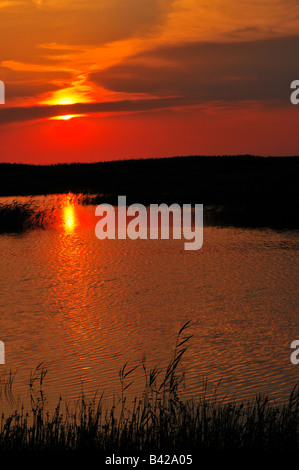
[0,155,298,230]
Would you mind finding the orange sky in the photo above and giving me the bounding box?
[0,0,299,163]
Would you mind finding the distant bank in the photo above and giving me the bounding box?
[0,155,298,229]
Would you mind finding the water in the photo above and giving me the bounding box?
[0,195,298,412]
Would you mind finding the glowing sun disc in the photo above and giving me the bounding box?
[50,114,86,121]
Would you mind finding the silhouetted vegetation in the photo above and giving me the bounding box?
[0,324,298,464]
[0,201,50,233]
[0,194,95,233]
[0,156,298,230]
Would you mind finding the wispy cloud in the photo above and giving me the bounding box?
[1,60,76,73]
[0,1,25,8]
[90,36,299,103]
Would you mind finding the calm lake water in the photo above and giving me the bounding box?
[0,195,298,412]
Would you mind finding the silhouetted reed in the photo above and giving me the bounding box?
[0,201,50,233]
[0,323,298,455]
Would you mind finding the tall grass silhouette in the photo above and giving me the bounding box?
[0,201,50,233]
[0,194,100,233]
[0,322,298,455]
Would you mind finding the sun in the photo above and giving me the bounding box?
[40,76,93,106]
[41,76,92,121]
[50,114,86,121]
[41,90,88,106]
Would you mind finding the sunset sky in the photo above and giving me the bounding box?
[0,0,299,163]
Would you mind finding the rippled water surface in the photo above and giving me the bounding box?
[0,195,298,411]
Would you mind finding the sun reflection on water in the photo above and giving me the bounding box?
[62,195,77,232]
[63,205,76,231]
